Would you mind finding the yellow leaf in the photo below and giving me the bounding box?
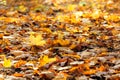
[0,17,5,21]
[104,14,120,22]
[18,5,27,13]
[67,4,76,12]
[3,56,11,68]
[91,10,101,19]
[29,32,46,46]
[39,55,56,67]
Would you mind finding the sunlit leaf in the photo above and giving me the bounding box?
[91,10,101,19]
[29,32,46,46]
[39,55,56,67]
[104,14,120,22]
[67,4,76,12]
[3,56,11,68]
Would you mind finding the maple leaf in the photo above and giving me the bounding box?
[3,56,11,68]
[29,32,46,46]
[39,55,56,67]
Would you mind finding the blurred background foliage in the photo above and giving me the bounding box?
[0,0,50,13]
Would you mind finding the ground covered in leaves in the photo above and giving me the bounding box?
[0,0,120,80]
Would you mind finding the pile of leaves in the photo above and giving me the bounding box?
[0,0,120,80]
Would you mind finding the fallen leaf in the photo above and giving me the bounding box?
[13,72,24,77]
[53,72,69,80]
[3,56,11,68]
[83,69,96,75]
[53,39,70,46]
[29,32,46,46]
[14,60,26,68]
[62,54,80,59]
[97,65,106,71]
[67,4,76,12]
[69,66,79,72]
[39,55,57,67]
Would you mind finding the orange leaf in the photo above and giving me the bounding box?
[97,65,105,71]
[13,73,24,77]
[40,28,52,33]
[69,44,76,49]
[83,69,96,75]
[33,70,39,75]
[58,39,70,46]
[69,66,79,72]
[0,34,3,39]
[14,60,26,68]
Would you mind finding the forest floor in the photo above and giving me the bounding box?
[0,0,120,80]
